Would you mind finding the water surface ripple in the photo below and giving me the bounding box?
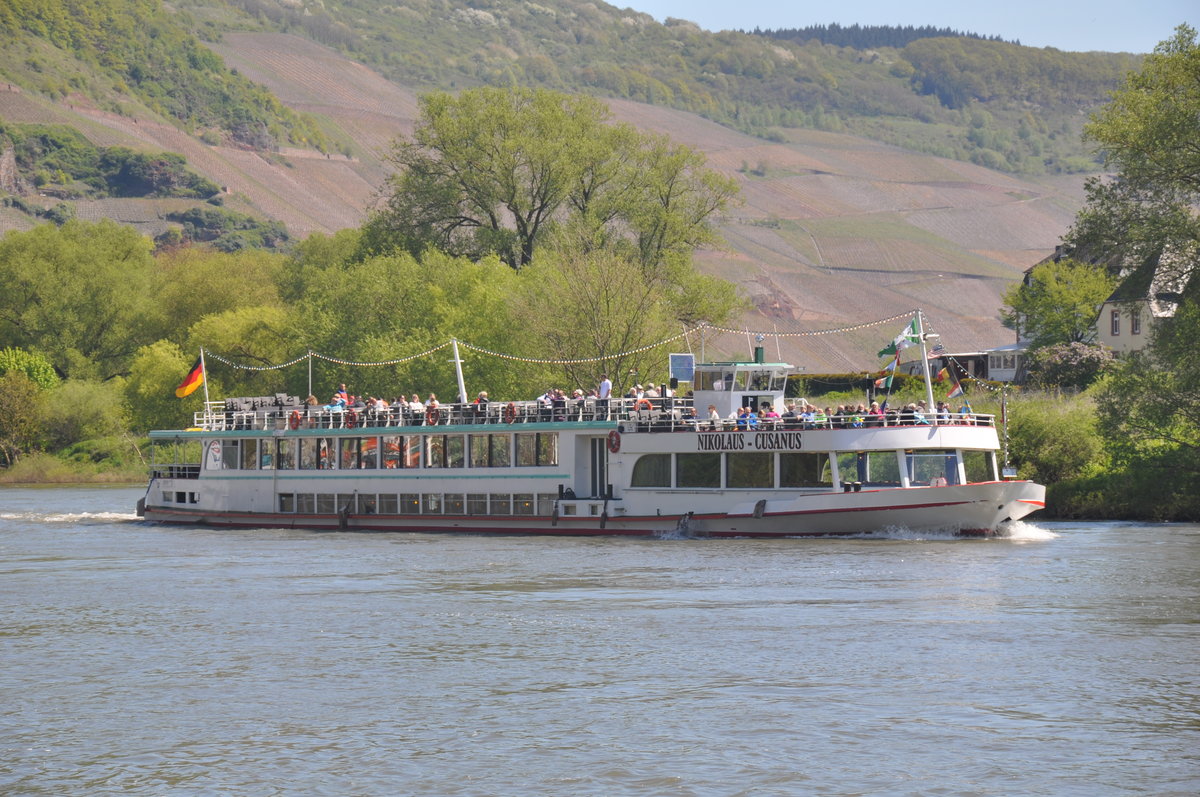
[1,487,1196,795]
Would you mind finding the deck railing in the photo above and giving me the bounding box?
[190,398,994,433]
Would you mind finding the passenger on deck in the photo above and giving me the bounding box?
[643,384,660,398]
[867,401,884,426]
[735,406,759,429]
[335,383,349,403]
[761,402,780,423]
[707,404,721,427]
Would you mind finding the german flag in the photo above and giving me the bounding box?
[175,356,205,398]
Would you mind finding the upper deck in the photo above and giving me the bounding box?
[163,394,994,437]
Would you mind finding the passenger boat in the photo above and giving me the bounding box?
[139,341,1045,538]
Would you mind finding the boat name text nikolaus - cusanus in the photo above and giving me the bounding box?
[695,431,805,452]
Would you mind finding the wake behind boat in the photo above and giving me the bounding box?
[139,324,1045,537]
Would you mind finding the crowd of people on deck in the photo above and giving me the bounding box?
[292,378,974,430]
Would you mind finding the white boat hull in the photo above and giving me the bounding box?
[141,479,1044,537]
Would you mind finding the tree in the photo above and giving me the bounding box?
[0,347,59,390]
[1025,342,1114,390]
[0,220,157,380]
[1069,25,1200,284]
[1001,258,1118,349]
[1095,292,1200,480]
[362,87,738,270]
[0,371,45,466]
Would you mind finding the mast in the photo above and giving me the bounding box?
[915,311,937,413]
[451,338,468,403]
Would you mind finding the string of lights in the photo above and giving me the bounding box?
[200,312,929,372]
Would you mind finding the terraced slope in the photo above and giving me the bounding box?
[1,32,1086,371]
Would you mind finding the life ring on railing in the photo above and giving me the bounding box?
[607,429,621,454]
[634,398,653,412]
[345,409,358,429]
[425,406,439,426]
[288,410,301,430]
[503,402,517,424]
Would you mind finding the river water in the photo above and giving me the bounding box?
[1,486,1197,796]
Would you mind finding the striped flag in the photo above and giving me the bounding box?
[934,366,949,383]
[175,356,205,398]
[947,376,964,399]
[927,342,946,359]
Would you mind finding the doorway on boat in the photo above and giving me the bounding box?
[586,437,608,499]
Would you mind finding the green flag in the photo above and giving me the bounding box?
[878,318,920,358]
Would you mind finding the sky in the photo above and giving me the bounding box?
[623,0,1194,54]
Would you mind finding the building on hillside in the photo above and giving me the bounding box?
[1094,254,1192,357]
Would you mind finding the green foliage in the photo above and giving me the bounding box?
[165,206,290,251]
[1094,296,1200,478]
[124,340,201,433]
[39,378,128,450]
[0,0,329,151]
[0,347,60,390]
[0,220,158,380]
[1071,25,1200,286]
[1001,258,1119,348]
[1025,343,1114,389]
[0,122,219,198]
[1005,391,1106,484]
[367,87,737,270]
[204,0,1134,175]
[0,371,46,465]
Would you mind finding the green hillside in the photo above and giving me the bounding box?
[0,0,330,151]
[189,0,1140,175]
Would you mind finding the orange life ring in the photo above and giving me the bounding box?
[345,409,358,429]
[288,410,301,430]
[634,398,653,412]
[503,402,517,423]
[607,429,621,454]
[425,406,439,426]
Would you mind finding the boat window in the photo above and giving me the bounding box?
[446,435,465,468]
[426,435,446,468]
[316,494,336,514]
[445,494,465,514]
[423,494,443,514]
[696,371,719,391]
[727,453,774,488]
[222,440,240,470]
[729,371,746,391]
[748,370,772,391]
[771,371,788,391]
[631,454,670,487]
[538,433,558,467]
[962,450,993,483]
[513,493,535,515]
[359,436,379,469]
[491,434,511,467]
[356,494,377,514]
[399,494,420,514]
[300,437,334,470]
[516,433,538,467]
[467,494,488,515]
[904,449,960,486]
[377,494,398,514]
[259,441,274,470]
[240,440,258,470]
[317,438,335,469]
[340,438,360,469]
[296,493,315,514]
[537,494,557,515]
[278,494,295,513]
[780,453,833,488]
[277,439,295,470]
[677,453,720,488]
[490,494,512,515]
[382,436,402,469]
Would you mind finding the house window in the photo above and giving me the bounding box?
[1111,309,1120,336]
[1131,311,1141,335]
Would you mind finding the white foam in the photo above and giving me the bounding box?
[1,511,140,523]
[995,520,1059,541]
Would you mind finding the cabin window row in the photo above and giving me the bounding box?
[208,433,559,471]
[276,492,559,516]
[630,450,993,489]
